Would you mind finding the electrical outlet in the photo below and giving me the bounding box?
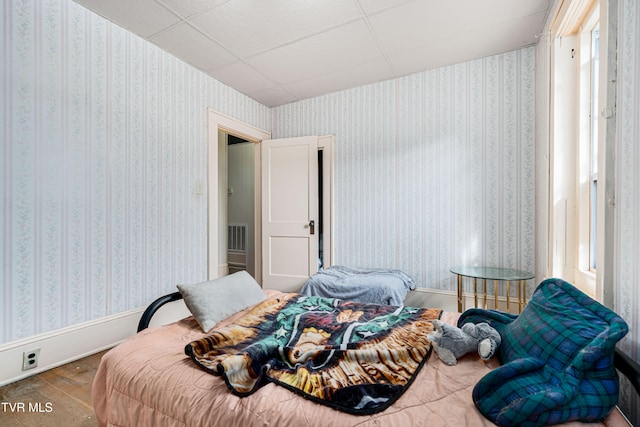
[22,349,40,371]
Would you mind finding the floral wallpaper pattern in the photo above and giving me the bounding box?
[534,0,639,422]
[272,48,537,294]
[2,7,638,421]
[615,0,640,422]
[1,0,271,343]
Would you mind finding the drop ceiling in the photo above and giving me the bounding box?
[73,0,552,107]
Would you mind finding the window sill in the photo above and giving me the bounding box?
[574,268,596,298]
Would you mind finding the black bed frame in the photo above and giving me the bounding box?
[137,291,183,333]
[137,291,640,401]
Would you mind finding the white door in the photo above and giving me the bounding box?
[261,136,318,292]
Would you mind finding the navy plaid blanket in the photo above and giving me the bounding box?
[459,278,628,427]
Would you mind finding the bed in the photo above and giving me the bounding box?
[92,274,639,427]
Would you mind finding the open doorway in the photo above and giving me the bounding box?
[222,132,255,278]
[207,110,269,282]
[207,109,333,287]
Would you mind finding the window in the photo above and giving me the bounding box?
[550,0,605,298]
[589,23,599,270]
[550,0,616,304]
[576,2,600,293]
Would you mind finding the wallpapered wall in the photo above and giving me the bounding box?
[615,0,640,421]
[0,0,271,344]
[534,0,639,421]
[616,0,640,359]
[4,5,637,412]
[272,47,536,293]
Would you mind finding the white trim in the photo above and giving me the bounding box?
[596,0,617,309]
[218,262,229,278]
[405,287,528,314]
[0,300,190,386]
[0,309,141,386]
[207,109,271,282]
[553,0,598,35]
[0,286,517,387]
[550,34,579,281]
[318,135,334,268]
[404,288,458,312]
[575,6,599,295]
[0,288,449,387]
[548,0,613,305]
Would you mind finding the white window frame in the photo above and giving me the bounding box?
[575,4,600,295]
[549,0,617,307]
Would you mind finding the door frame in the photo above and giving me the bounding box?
[207,109,270,282]
[207,109,334,284]
[317,135,334,269]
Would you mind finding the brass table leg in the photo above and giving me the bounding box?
[483,279,487,309]
[473,277,478,309]
[518,280,522,313]
[457,274,463,313]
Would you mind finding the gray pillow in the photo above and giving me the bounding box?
[177,271,266,333]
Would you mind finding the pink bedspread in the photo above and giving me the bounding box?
[92,291,630,427]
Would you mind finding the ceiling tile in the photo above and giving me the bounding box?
[369,0,550,55]
[208,61,277,95]
[246,20,382,84]
[74,0,552,107]
[150,23,237,70]
[388,13,546,76]
[190,0,363,58]
[249,87,298,108]
[155,0,229,19]
[74,0,180,38]
[369,2,449,54]
[357,0,415,15]
[282,57,394,100]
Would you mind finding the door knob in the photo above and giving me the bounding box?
[308,220,315,235]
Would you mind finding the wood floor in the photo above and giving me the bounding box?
[0,350,109,427]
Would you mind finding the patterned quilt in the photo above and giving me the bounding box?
[185,293,442,415]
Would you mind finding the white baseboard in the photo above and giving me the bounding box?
[404,288,459,312]
[0,287,518,387]
[0,309,141,386]
[217,263,229,278]
[404,288,523,314]
[0,299,189,387]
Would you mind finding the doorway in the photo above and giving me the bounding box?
[207,109,334,286]
[207,110,269,282]
[222,131,255,278]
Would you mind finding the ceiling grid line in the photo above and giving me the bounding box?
[73,0,553,107]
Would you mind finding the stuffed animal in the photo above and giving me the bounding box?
[427,319,501,366]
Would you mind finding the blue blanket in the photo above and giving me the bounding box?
[459,278,628,427]
[301,265,415,306]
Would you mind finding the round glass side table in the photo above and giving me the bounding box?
[450,266,534,313]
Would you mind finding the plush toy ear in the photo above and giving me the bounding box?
[432,319,445,333]
[427,320,443,344]
[434,343,458,366]
[460,322,477,337]
[426,330,441,344]
[475,323,502,346]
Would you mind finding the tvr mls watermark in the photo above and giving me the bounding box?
[1,401,54,413]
